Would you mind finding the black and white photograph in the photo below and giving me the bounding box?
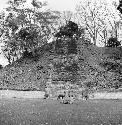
[0,0,122,124]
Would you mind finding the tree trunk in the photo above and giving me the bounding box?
[93,36,96,45]
[103,29,107,47]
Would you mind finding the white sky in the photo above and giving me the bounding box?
[0,0,118,12]
[0,0,82,11]
[45,0,81,11]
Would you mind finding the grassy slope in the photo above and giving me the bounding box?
[0,41,122,91]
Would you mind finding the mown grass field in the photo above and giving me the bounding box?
[0,98,122,125]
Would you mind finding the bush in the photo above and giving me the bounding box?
[55,21,78,38]
[99,61,121,73]
[106,37,121,47]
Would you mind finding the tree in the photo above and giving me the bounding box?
[54,21,83,55]
[57,11,74,27]
[106,2,121,38]
[55,21,78,38]
[95,1,121,47]
[15,24,43,56]
[0,0,59,63]
[75,0,113,46]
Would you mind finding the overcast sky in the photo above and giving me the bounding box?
[0,0,118,11]
[0,0,82,12]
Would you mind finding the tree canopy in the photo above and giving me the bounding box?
[0,0,59,63]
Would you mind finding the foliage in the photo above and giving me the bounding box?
[117,0,122,14]
[0,0,59,64]
[50,54,79,84]
[75,0,110,45]
[15,25,42,56]
[106,37,121,47]
[54,21,84,55]
[55,21,79,38]
[0,41,122,92]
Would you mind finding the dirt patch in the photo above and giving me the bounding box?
[0,90,45,98]
[90,92,122,99]
[1,90,122,100]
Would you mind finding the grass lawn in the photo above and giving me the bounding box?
[0,98,122,125]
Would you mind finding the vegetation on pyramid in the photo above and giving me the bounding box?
[0,0,122,99]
